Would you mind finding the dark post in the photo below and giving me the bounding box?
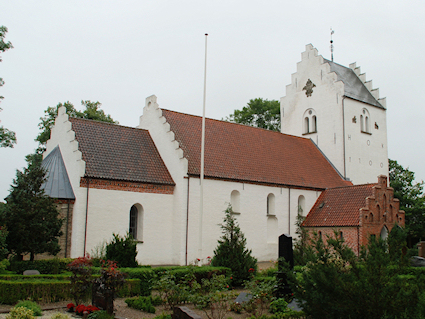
[276,234,294,298]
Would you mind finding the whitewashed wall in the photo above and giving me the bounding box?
[281,44,388,184]
[343,98,388,184]
[186,178,319,263]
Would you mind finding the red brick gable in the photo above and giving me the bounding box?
[69,118,175,186]
[161,109,351,189]
[303,184,375,227]
[303,175,405,228]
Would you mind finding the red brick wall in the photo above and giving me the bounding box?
[303,176,405,256]
[80,177,174,194]
[359,175,405,247]
[304,226,361,255]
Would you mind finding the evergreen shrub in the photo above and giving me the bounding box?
[211,205,257,286]
[105,233,138,268]
[125,296,161,313]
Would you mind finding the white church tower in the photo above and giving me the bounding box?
[281,44,388,185]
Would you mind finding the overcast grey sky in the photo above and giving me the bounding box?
[1,0,424,200]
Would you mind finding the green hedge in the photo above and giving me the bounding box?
[0,274,70,281]
[0,278,142,304]
[8,259,73,274]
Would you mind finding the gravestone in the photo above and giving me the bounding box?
[174,306,202,319]
[234,292,252,304]
[92,283,114,315]
[23,270,40,275]
[276,234,293,298]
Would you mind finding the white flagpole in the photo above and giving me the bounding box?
[199,33,208,262]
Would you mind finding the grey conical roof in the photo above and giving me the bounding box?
[41,146,75,199]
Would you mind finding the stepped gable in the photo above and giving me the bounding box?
[41,145,75,199]
[69,117,175,185]
[324,59,384,109]
[302,183,375,227]
[161,109,352,190]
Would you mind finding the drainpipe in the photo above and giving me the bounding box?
[288,188,291,234]
[83,178,90,256]
[65,199,70,258]
[185,176,190,266]
[357,226,360,256]
[342,97,347,179]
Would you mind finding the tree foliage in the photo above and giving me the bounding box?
[211,205,257,286]
[293,229,422,319]
[105,233,138,268]
[36,100,117,146]
[0,26,16,148]
[226,98,280,131]
[389,159,425,245]
[2,155,63,260]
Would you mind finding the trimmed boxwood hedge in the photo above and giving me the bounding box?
[8,259,73,274]
[0,278,142,304]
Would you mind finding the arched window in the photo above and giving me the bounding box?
[380,226,388,240]
[129,204,143,241]
[267,193,275,216]
[231,190,241,214]
[302,109,317,134]
[304,117,309,133]
[361,109,371,134]
[298,195,305,215]
[370,213,374,223]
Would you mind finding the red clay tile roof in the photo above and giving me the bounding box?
[69,118,175,185]
[161,109,352,189]
[302,183,376,227]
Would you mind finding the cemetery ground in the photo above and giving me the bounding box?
[0,293,251,319]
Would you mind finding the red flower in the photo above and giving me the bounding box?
[226,285,229,288]
[249,268,255,273]
[67,303,75,309]
[197,258,200,261]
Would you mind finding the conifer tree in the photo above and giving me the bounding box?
[211,205,257,286]
[3,155,63,260]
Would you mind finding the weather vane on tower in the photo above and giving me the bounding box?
[330,28,335,62]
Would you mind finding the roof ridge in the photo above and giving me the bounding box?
[161,108,313,141]
[70,117,148,132]
[326,182,377,191]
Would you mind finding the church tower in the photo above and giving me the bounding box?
[281,44,388,185]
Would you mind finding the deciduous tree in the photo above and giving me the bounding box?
[389,159,425,246]
[36,100,117,146]
[226,98,280,131]
[0,26,16,148]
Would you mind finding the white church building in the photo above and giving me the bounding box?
[42,44,388,265]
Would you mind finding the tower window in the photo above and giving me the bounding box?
[361,108,371,134]
[302,109,317,134]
